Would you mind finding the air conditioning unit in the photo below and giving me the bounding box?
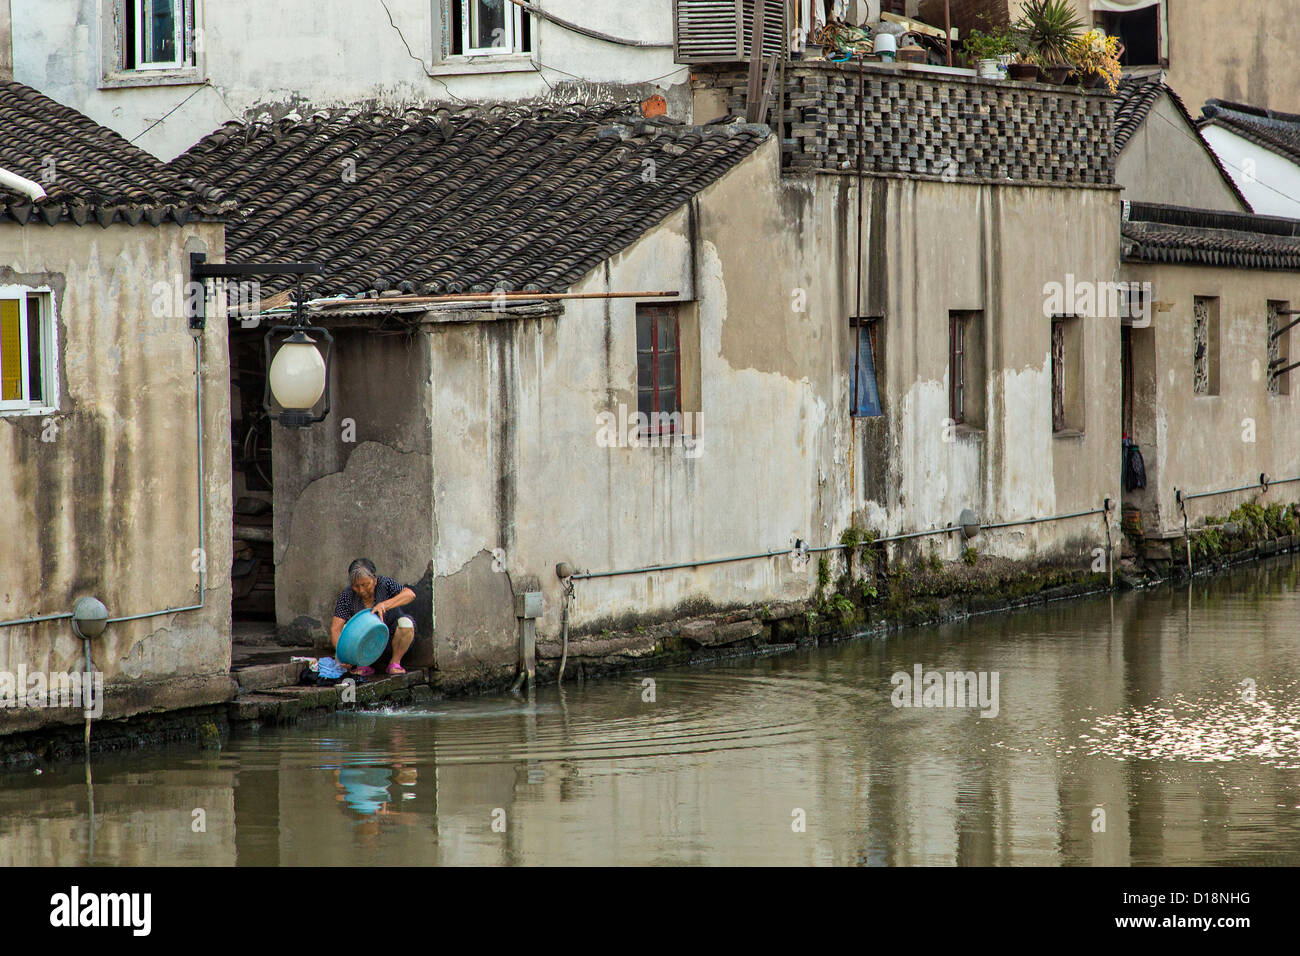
[674,0,787,63]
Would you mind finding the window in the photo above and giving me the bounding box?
[1268,300,1292,396]
[637,304,680,432]
[1095,1,1166,67]
[1193,296,1220,396]
[851,317,882,418]
[448,0,532,56]
[1051,315,1084,434]
[950,314,965,423]
[123,0,194,71]
[947,311,984,428]
[0,289,57,415]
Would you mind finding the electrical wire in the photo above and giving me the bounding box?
[506,0,673,49]
[529,58,689,87]
[129,81,210,143]
[1152,106,1300,211]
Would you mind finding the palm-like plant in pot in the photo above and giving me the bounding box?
[1013,0,1085,83]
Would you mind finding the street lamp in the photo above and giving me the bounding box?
[188,256,330,429]
[265,324,332,428]
[262,280,333,429]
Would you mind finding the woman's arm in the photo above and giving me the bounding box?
[372,587,415,619]
[330,615,345,647]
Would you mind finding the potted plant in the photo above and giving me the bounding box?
[1007,34,1041,81]
[1066,29,1123,92]
[963,28,1014,79]
[1013,0,1085,84]
[1008,52,1041,81]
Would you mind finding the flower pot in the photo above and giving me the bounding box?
[1008,63,1039,81]
[1045,65,1071,84]
[977,58,1002,79]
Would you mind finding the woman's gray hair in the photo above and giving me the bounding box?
[348,558,378,585]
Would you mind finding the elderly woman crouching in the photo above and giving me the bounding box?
[330,558,416,676]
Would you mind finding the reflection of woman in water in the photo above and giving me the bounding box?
[332,760,420,843]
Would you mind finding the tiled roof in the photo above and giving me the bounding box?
[0,79,230,226]
[168,103,770,299]
[1200,99,1300,166]
[1112,74,1165,153]
[1113,75,1250,211]
[1121,202,1300,270]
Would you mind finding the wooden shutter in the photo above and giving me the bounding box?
[674,0,785,63]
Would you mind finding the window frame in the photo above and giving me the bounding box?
[1094,0,1168,68]
[1192,295,1220,397]
[1051,316,1067,434]
[1050,313,1086,436]
[950,313,966,425]
[101,0,202,88]
[1268,299,1292,397]
[0,286,59,417]
[131,0,187,72]
[456,0,529,57]
[636,303,683,436]
[850,316,883,419]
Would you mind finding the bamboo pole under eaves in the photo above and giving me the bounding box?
[298,289,682,310]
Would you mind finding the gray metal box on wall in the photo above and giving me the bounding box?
[515,591,543,619]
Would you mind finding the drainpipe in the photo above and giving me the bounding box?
[0,167,47,202]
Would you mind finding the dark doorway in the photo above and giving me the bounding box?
[230,328,276,625]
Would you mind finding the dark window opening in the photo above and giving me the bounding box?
[950,314,966,424]
[1101,5,1160,67]
[26,294,42,405]
[636,304,681,432]
[1051,318,1065,432]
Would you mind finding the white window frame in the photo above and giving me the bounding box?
[0,286,59,417]
[132,0,188,71]
[461,0,525,56]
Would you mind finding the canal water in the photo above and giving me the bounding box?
[3,556,1299,866]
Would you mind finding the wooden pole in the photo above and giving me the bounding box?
[745,0,767,124]
[944,0,953,67]
[300,289,681,309]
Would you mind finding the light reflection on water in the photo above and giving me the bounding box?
[3,555,1300,865]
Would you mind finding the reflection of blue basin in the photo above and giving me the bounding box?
[338,767,391,815]
[337,610,388,666]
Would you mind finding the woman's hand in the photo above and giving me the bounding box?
[371,601,388,618]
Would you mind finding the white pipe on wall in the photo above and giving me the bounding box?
[0,166,47,202]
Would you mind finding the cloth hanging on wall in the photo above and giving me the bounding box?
[1091,0,1158,10]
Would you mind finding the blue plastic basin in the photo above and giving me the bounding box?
[336,610,389,666]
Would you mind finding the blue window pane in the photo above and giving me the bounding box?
[852,328,882,417]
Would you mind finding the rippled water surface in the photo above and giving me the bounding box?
[4,556,1300,865]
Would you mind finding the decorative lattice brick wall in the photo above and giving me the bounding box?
[697,62,1114,186]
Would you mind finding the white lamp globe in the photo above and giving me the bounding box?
[268,335,326,411]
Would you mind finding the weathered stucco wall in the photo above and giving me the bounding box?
[12,0,683,160]
[0,220,232,732]
[272,327,434,664]
[421,139,1122,664]
[864,177,1121,562]
[1120,262,1300,533]
[1116,95,1247,213]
